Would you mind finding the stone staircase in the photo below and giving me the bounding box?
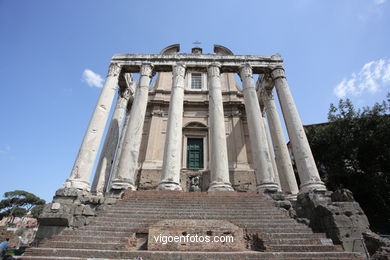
[20,190,365,259]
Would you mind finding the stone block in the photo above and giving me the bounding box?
[230,170,256,192]
[103,197,118,205]
[331,189,355,202]
[38,203,74,226]
[51,202,61,210]
[294,189,371,253]
[148,219,245,251]
[138,169,160,190]
[82,205,96,216]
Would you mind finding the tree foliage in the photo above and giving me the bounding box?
[306,93,390,233]
[0,190,45,220]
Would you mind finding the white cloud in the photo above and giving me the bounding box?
[82,69,104,88]
[374,0,386,5]
[334,58,390,98]
[0,145,11,155]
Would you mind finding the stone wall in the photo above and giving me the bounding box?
[294,189,371,254]
[35,188,118,244]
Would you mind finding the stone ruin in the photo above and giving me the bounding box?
[21,44,388,259]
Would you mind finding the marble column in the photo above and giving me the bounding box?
[108,99,133,190]
[239,64,278,192]
[261,112,282,189]
[111,64,154,190]
[64,63,121,191]
[208,63,234,191]
[157,64,186,190]
[91,86,132,195]
[262,86,299,195]
[271,66,326,193]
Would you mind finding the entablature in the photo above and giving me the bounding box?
[112,53,283,74]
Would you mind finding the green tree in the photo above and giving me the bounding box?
[0,190,46,221]
[306,93,390,233]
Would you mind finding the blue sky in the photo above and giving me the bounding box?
[0,0,389,202]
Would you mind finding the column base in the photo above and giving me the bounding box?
[157,181,182,191]
[256,183,280,193]
[284,193,298,201]
[299,181,327,194]
[110,179,136,191]
[208,182,234,191]
[63,179,90,191]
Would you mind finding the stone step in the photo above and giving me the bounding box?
[61,229,138,238]
[122,191,263,197]
[25,191,365,259]
[267,244,339,252]
[52,235,127,243]
[114,201,274,206]
[245,230,327,238]
[122,196,269,200]
[115,201,274,206]
[98,212,290,219]
[109,208,281,213]
[78,225,310,233]
[22,248,365,259]
[88,220,308,230]
[266,238,329,245]
[41,241,123,250]
[92,216,297,224]
[53,234,328,246]
[103,210,286,216]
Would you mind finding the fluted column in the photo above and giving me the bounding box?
[91,86,131,195]
[262,86,299,195]
[271,66,326,193]
[208,63,234,191]
[111,64,154,190]
[64,63,121,191]
[239,64,278,192]
[157,64,186,190]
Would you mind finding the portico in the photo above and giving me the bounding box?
[62,44,326,196]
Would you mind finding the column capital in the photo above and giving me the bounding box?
[119,86,132,100]
[207,63,221,78]
[260,86,274,101]
[172,63,186,77]
[208,62,222,68]
[107,63,121,78]
[270,66,286,81]
[140,63,154,77]
[258,73,274,90]
[239,64,253,79]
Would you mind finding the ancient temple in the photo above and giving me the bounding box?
[24,45,374,259]
[63,44,325,196]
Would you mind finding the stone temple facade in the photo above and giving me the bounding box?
[28,45,382,259]
[63,44,325,196]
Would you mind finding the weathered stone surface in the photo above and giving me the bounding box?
[158,64,186,191]
[240,64,278,192]
[271,67,326,193]
[363,232,390,260]
[111,64,154,191]
[64,63,121,191]
[26,190,365,259]
[148,219,245,251]
[91,83,132,195]
[259,80,299,195]
[294,189,371,253]
[207,64,233,191]
[331,188,355,202]
[36,190,119,243]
